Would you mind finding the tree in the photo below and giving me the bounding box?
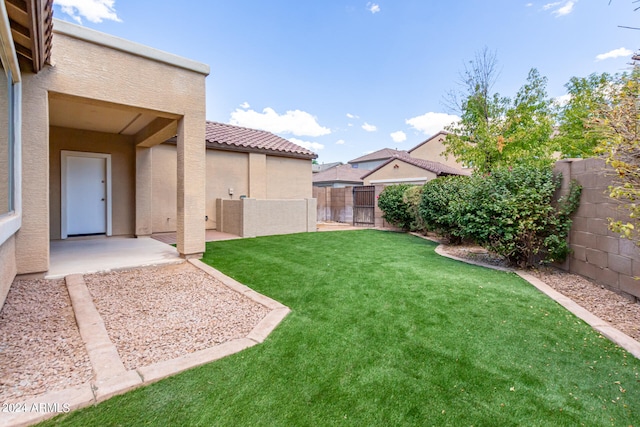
[555,72,613,158]
[592,66,640,244]
[443,49,556,174]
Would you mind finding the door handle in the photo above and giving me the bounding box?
[101,198,105,201]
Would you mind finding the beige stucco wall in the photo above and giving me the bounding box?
[152,145,312,231]
[410,133,465,170]
[217,198,316,237]
[16,29,206,274]
[266,156,312,199]
[0,235,16,308]
[363,160,437,185]
[49,126,135,239]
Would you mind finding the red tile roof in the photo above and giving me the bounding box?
[205,121,317,159]
[312,164,364,184]
[348,148,409,164]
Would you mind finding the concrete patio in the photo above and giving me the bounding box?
[47,230,242,279]
[48,237,182,279]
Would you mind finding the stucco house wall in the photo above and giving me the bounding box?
[363,160,437,185]
[266,156,312,199]
[151,144,312,231]
[409,132,466,170]
[0,14,209,308]
[49,126,136,239]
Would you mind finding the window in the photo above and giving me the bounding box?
[0,60,10,215]
[0,1,22,245]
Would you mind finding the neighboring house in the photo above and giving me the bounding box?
[312,164,364,188]
[152,121,317,231]
[408,130,467,170]
[0,1,209,307]
[312,161,342,173]
[361,155,469,186]
[348,148,409,170]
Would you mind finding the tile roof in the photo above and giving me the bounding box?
[361,155,470,179]
[205,121,317,159]
[348,148,409,164]
[312,164,364,184]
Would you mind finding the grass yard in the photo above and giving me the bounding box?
[44,230,639,426]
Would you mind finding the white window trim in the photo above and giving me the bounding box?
[60,151,112,239]
[0,0,22,248]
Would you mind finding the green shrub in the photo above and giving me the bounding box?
[377,184,413,230]
[403,185,426,232]
[419,176,471,242]
[455,165,581,267]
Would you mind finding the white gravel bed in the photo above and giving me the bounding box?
[0,278,92,403]
[84,263,270,370]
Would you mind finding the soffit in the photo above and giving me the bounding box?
[49,94,175,136]
[5,0,52,73]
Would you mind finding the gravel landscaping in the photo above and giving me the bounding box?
[0,262,271,405]
[84,262,270,370]
[0,278,92,403]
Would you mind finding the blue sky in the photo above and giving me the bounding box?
[53,1,637,164]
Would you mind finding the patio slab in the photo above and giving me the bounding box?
[47,237,182,279]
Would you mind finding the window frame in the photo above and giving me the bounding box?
[0,0,22,247]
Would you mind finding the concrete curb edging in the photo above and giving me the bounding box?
[412,232,640,360]
[1,262,290,427]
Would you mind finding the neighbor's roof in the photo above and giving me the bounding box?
[348,148,409,164]
[205,121,317,160]
[312,164,364,184]
[361,155,470,179]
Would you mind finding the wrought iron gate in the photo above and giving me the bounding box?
[353,185,375,227]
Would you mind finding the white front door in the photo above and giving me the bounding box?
[61,151,112,238]
[66,156,106,235]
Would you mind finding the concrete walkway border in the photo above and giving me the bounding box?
[411,232,640,360]
[1,261,290,427]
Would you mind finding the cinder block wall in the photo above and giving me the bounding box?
[556,158,640,300]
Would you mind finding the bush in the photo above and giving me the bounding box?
[417,165,582,267]
[456,165,581,267]
[403,186,426,232]
[377,184,413,230]
[419,175,471,242]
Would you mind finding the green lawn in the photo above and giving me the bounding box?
[44,230,639,426]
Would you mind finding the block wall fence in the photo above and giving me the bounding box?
[555,158,640,301]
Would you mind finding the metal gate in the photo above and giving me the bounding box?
[353,185,375,227]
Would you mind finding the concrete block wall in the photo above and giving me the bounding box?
[556,158,640,300]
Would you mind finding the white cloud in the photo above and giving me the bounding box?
[346,113,359,119]
[289,138,324,152]
[230,107,331,137]
[240,101,250,109]
[54,0,121,24]
[362,122,377,132]
[367,2,381,13]
[543,0,576,17]
[526,2,533,6]
[554,94,572,107]
[390,131,407,143]
[596,47,633,61]
[406,112,459,135]
[348,123,354,127]
[336,139,346,145]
